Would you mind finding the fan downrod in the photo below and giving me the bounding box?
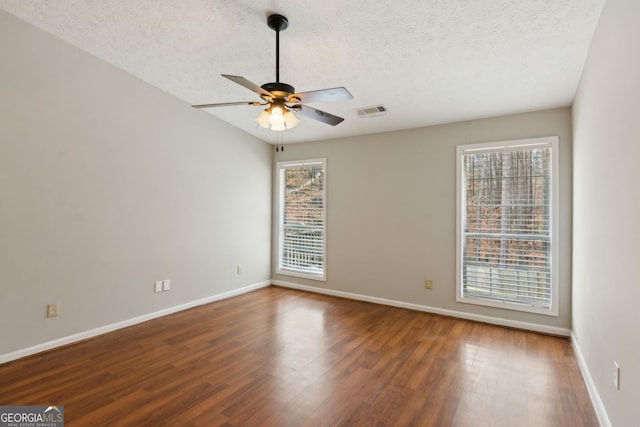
[266,14,289,86]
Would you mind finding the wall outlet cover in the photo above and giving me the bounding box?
[47,303,59,318]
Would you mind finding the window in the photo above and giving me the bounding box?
[276,159,326,280]
[456,137,558,315]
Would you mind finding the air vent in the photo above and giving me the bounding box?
[356,105,387,118]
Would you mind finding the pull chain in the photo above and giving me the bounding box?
[275,132,284,152]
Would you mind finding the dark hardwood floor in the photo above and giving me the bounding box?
[0,286,598,426]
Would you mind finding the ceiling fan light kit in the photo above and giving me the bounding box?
[192,14,352,132]
[256,100,300,131]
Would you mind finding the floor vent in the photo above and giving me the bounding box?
[356,105,387,118]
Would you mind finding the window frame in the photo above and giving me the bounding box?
[275,158,327,281]
[455,136,559,316]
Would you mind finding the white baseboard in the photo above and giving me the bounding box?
[272,280,572,337]
[1,279,571,363]
[0,280,271,365]
[571,332,610,427]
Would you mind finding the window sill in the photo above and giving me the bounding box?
[456,294,558,316]
[276,269,326,282]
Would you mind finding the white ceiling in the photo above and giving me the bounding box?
[1,0,605,144]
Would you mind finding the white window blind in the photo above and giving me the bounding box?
[456,137,558,315]
[276,159,326,280]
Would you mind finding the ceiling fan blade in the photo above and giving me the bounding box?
[295,105,345,126]
[292,87,353,103]
[222,74,272,97]
[192,101,262,109]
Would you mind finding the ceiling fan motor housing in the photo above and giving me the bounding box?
[261,82,295,99]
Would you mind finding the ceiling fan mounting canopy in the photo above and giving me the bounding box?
[192,13,353,130]
[267,14,289,32]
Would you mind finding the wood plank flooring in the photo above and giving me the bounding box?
[0,286,598,426]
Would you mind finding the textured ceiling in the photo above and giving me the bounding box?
[0,0,605,144]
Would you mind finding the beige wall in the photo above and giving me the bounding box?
[0,10,272,357]
[572,0,640,425]
[273,108,573,333]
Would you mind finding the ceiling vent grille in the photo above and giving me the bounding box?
[356,105,387,118]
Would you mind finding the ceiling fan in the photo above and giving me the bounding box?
[192,14,353,131]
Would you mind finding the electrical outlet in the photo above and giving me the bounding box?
[163,279,171,291]
[47,303,59,318]
[613,362,620,390]
[424,279,433,290]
